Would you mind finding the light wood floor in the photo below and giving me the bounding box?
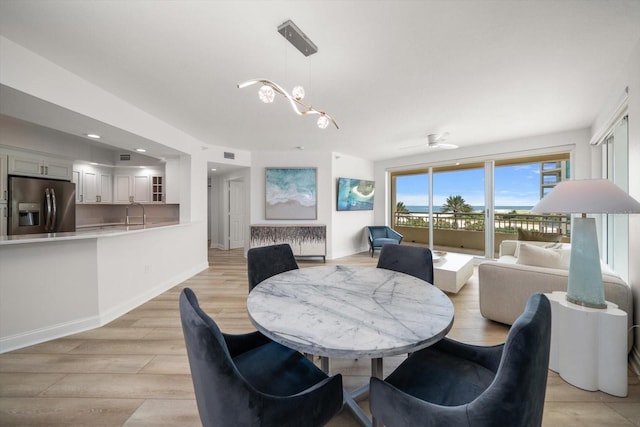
[1,248,638,426]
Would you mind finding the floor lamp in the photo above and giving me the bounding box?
[531,179,640,308]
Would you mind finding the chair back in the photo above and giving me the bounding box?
[247,244,299,292]
[471,293,551,426]
[368,226,388,239]
[179,288,255,427]
[377,244,434,283]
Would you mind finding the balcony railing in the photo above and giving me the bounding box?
[394,211,571,236]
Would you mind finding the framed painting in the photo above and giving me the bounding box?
[265,167,317,219]
[336,177,375,211]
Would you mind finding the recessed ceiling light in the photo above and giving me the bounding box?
[135,148,146,153]
[86,133,101,139]
[211,168,217,171]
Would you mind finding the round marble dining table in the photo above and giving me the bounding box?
[247,265,454,427]
[247,264,455,359]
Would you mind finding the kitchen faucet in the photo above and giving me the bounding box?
[125,202,146,225]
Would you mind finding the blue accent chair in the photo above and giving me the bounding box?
[370,293,551,427]
[377,244,434,283]
[367,226,403,257]
[180,288,343,427]
[247,243,299,292]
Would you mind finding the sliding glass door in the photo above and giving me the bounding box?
[391,153,571,258]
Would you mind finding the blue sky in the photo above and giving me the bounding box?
[396,163,541,207]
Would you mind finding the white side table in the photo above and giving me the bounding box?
[546,291,627,397]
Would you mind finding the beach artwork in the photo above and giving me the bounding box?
[265,168,317,219]
[337,177,375,211]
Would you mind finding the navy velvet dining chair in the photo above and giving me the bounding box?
[180,288,343,427]
[369,293,551,427]
[247,243,299,292]
[376,244,434,284]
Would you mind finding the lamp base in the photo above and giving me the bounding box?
[565,293,607,309]
[566,217,607,309]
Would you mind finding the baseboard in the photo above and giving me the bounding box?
[630,345,640,378]
[98,262,209,326]
[0,315,100,354]
[0,262,209,354]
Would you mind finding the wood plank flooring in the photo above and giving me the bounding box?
[1,248,638,426]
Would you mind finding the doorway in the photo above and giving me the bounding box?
[228,179,245,249]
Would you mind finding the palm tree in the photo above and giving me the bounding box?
[441,195,472,229]
[396,201,409,213]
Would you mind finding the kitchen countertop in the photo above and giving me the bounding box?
[0,221,182,245]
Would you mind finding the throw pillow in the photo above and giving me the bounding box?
[517,228,561,242]
[516,243,562,269]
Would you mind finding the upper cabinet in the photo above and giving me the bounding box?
[8,153,73,181]
[0,154,7,203]
[72,163,113,204]
[114,168,164,204]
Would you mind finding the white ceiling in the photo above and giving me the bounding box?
[1,0,640,163]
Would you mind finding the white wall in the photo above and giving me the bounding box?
[250,150,339,257]
[331,153,375,258]
[593,38,640,366]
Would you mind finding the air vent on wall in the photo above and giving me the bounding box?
[223,152,235,160]
[120,154,131,161]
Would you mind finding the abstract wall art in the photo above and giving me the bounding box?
[265,167,317,219]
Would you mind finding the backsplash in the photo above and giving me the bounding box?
[76,204,180,227]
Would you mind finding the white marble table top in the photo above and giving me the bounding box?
[247,265,455,359]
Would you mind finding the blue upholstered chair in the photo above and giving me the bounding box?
[247,243,299,292]
[370,293,551,427]
[376,244,434,283]
[367,226,403,257]
[180,288,343,427]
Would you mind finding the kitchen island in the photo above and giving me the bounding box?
[0,221,208,353]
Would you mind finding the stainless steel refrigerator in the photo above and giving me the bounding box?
[8,175,76,235]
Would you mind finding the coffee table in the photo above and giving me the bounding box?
[433,252,475,293]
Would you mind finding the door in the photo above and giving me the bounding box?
[133,175,150,203]
[228,180,245,249]
[83,170,98,203]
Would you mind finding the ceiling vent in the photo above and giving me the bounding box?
[223,152,235,160]
[120,154,131,161]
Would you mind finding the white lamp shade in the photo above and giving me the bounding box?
[531,179,640,214]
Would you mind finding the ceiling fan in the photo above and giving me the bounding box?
[399,133,458,150]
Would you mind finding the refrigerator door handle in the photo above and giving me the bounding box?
[51,188,57,232]
[44,188,52,231]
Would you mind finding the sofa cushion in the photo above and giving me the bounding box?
[516,243,562,269]
[517,228,561,242]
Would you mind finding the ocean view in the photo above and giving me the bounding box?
[406,205,534,213]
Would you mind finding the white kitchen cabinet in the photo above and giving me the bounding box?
[72,165,113,203]
[0,154,7,203]
[114,171,162,203]
[151,175,163,202]
[71,169,82,203]
[133,175,150,203]
[115,175,132,203]
[0,203,7,237]
[8,154,73,181]
[99,172,112,203]
[83,170,98,203]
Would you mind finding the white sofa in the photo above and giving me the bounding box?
[479,240,633,351]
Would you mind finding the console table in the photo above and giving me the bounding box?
[250,224,326,262]
[547,291,627,397]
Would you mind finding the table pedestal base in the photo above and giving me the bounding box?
[323,357,383,427]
